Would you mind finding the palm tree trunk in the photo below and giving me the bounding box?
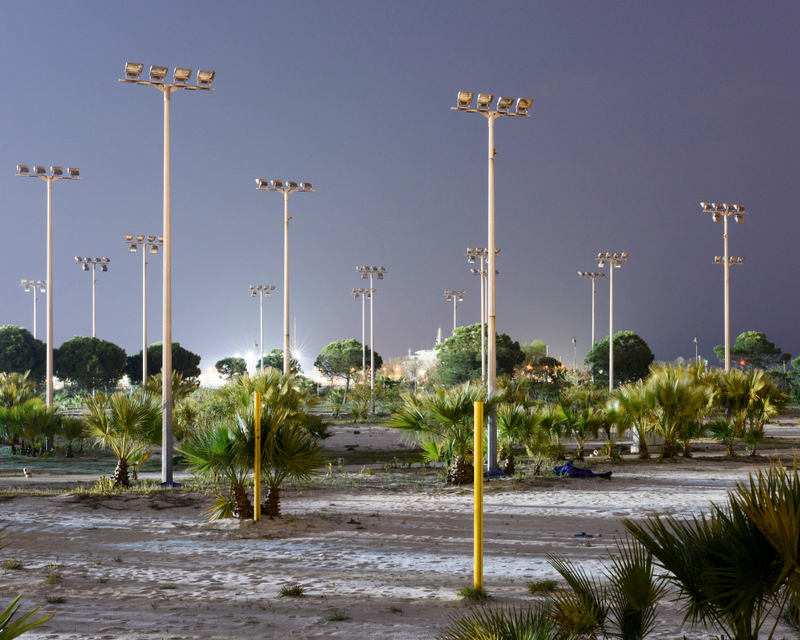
[262,487,281,517]
[447,455,474,485]
[232,484,254,519]
[638,439,649,459]
[112,458,130,487]
[66,442,74,458]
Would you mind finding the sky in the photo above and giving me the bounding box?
[1,1,798,378]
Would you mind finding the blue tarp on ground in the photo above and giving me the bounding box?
[552,460,612,479]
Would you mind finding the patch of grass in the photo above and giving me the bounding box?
[456,585,489,601]
[3,560,22,570]
[46,595,65,604]
[44,571,61,585]
[279,584,305,598]
[327,609,349,621]
[96,577,108,583]
[528,579,557,593]
[113,556,122,563]
[158,585,176,590]
[389,606,402,613]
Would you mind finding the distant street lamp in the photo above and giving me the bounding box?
[694,336,699,366]
[467,247,500,383]
[596,253,628,391]
[125,234,163,384]
[352,288,373,376]
[20,280,46,340]
[15,165,81,409]
[356,266,386,412]
[250,285,275,371]
[453,92,531,472]
[255,180,315,376]
[120,62,215,487]
[572,337,577,367]
[577,272,606,347]
[444,290,466,333]
[75,257,111,338]
[702,202,748,375]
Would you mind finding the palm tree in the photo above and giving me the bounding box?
[12,400,59,456]
[497,403,546,475]
[85,392,153,487]
[600,400,630,459]
[707,413,747,457]
[612,380,654,459]
[0,595,52,639]
[144,371,198,406]
[60,414,88,458]
[556,404,604,461]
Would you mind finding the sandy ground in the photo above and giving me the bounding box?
[1,420,799,639]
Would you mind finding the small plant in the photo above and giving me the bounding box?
[327,608,349,621]
[279,584,305,598]
[45,595,65,604]
[527,578,557,593]
[456,585,489,601]
[113,556,122,563]
[158,585,176,590]
[3,560,23,570]
[96,577,108,583]
[44,572,61,585]
[389,606,402,613]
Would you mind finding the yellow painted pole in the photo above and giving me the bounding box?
[254,392,261,522]
[474,400,483,589]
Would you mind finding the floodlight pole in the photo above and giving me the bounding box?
[596,255,627,391]
[353,289,369,376]
[444,291,465,333]
[453,94,530,472]
[120,65,215,486]
[15,169,81,410]
[20,281,45,340]
[249,287,273,371]
[125,236,162,384]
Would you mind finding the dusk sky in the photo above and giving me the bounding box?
[2,1,798,378]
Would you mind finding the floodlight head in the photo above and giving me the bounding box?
[158,236,164,243]
[468,256,475,263]
[380,266,386,271]
[82,263,89,271]
[173,68,191,83]
[33,166,46,175]
[516,98,533,113]
[477,93,494,108]
[300,182,313,190]
[471,268,478,275]
[714,256,722,263]
[377,273,383,280]
[23,287,30,292]
[125,234,133,241]
[147,235,156,242]
[100,265,108,272]
[712,212,723,223]
[361,273,368,280]
[271,179,283,188]
[700,202,711,210]
[495,248,500,255]
[597,252,606,259]
[735,214,745,223]
[197,70,215,85]
[136,235,145,242]
[150,246,158,254]
[75,257,83,262]
[95,258,102,263]
[68,168,80,177]
[125,62,144,78]
[269,286,275,290]
[286,181,298,189]
[734,204,746,213]
[256,178,269,188]
[16,165,29,174]
[252,291,257,297]
[50,166,62,176]
[467,247,475,253]
[457,91,474,107]
[149,66,168,81]
[598,261,605,268]
[372,266,378,271]
[249,285,255,290]
[621,252,629,259]
[497,97,514,111]
[129,244,137,253]
[614,262,621,268]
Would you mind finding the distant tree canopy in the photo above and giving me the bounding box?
[0,325,46,381]
[314,339,381,392]
[521,339,548,364]
[125,342,201,383]
[714,331,786,371]
[435,324,525,387]
[215,356,247,380]
[257,348,301,373]
[585,331,654,387]
[54,336,127,394]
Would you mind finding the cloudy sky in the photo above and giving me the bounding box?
[2,1,798,376]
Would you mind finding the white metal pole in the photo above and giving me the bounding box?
[369,273,375,413]
[92,263,97,338]
[142,245,148,384]
[591,278,596,346]
[259,291,264,371]
[723,215,730,375]
[480,256,486,383]
[453,294,457,332]
[162,88,174,485]
[32,289,37,340]
[283,191,290,376]
[609,263,614,392]
[46,179,53,409]
[487,113,498,472]
[361,292,366,375]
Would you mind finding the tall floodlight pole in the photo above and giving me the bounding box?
[124,235,163,384]
[700,202,748,375]
[15,165,81,410]
[596,253,628,391]
[453,93,530,471]
[444,290,466,333]
[20,280,46,339]
[467,248,500,384]
[255,180,315,375]
[74,257,111,338]
[249,285,275,371]
[356,266,386,412]
[120,63,215,486]
[352,288,371,376]
[578,272,606,347]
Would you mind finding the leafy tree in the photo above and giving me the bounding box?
[585,331,654,388]
[0,326,45,382]
[215,356,247,379]
[714,331,785,371]
[54,336,127,394]
[521,339,547,363]
[125,341,201,383]
[257,348,301,373]
[435,324,525,387]
[314,339,381,394]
